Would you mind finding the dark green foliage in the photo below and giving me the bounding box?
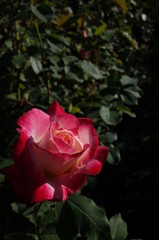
[0,195,127,240]
[56,194,112,240]
[0,0,142,164]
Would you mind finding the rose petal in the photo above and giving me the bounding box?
[33,143,88,176]
[54,136,76,154]
[76,118,99,165]
[58,114,79,132]
[8,138,45,201]
[33,183,55,203]
[39,122,59,152]
[46,179,73,201]
[82,159,102,175]
[52,171,87,193]
[11,132,28,162]
[47,100,65,121]
[80,146,109,176]
[93,145,109,163]
[17,108,50,143]
[78,118,99,150]
[53,185,71,201]
[75,145,90,168]
[17,138,45,184]
[1,164,29,202]
[48,100,79,132]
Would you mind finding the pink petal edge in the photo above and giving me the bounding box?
[47,100,65,121]
[17,108,50,143]
[82,159,103,175]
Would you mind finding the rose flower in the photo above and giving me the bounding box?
[1,100,109,203]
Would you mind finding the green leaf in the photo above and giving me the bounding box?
[31,5,47,23]
[56,194,112,240]
[78,60,103,79]
[120,86,141,105]
[30,56,42,74]
[0,158,14,169]
[41,234,60,240]
[37,201,55,229]
[10,202,25,214]
[5,93,17,101]
[47,39,62,54]
[51,33,70,46]
[120,75,138,86]
[124,88,141,98]
[100,106,122,125]
[103,132,118,143]
[115,0,128,14]
[94,21,107,36]
[107,144,121,165]
[101,29,116,42]
[122,31,138,49]
[0,173,5,182]
[40,209,56,232]
[116,105,136,117]
[47,56,60,66]
[104,94,116,103]
[3,233,38,240]
[12,54,26,69]
[120,85,141,105]
[66,71,83,83]
[62,56,78,65]
[42,223,60,240]
[37,201,54,219]
[109,213,128,240]
[100,106,109,123]
[10,202,42,227]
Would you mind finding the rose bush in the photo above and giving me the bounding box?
[1,100,109,203]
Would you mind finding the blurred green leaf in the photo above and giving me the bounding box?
[11,202,26,214]
[66,71,83,83]
[94,21,107,36]
[47,39,62,54]
[120,75,138,86]
[30,56,42,74]
[109,213,128,240]
[122,31,138,49]
[107,144,121,165]
[3,233,38,240]
[116,105,136,117]
[41,234,60,240]
[78,60,103,79]
[31,5,47,23]
[104,94,116,103]
[101,29,116,42]
[115,0,128,14]
[124,88,141,98]
[100,106,122,125]
[51,33,70,46]
[5,93,17,101]
[62,56,78,65]
[20,203,38,225]
[103,132,118,143]
[12,54,26,69]
[0,173,5,182]
[0,158,14,169]
[120,83,141,105]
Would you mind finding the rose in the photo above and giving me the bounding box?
[1,100,109,203]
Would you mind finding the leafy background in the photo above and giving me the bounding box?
[0,0,159,239]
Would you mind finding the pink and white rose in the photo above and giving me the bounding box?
[2,100,109,203]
